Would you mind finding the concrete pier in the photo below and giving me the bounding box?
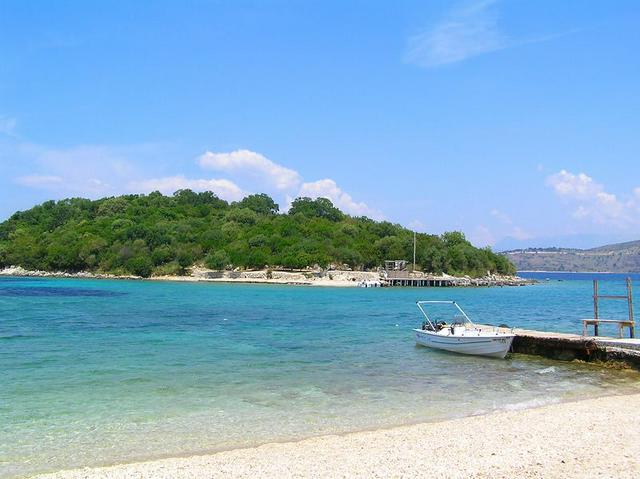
[480,325,640,369]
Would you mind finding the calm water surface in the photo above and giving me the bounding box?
[1,275,639,477]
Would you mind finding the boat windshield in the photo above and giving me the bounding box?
[416,301,475,331]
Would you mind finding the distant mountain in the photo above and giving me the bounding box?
[493,233,639,251]
[501,240,640,273]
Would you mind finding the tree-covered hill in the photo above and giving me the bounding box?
[502,240,640,272]
[0,190,515,278]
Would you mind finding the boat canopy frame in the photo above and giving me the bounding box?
[416,300,476,330]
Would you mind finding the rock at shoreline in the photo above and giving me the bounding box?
[0,266,139,280]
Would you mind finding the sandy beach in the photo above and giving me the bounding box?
[33,393,640,479]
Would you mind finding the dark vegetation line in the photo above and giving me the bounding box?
[0,190,516,278]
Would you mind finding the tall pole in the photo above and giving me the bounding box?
[413,231,417,272]
[628,277,634,338]
[593,280,599,336]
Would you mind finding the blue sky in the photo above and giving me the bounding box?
[1,0,639,249]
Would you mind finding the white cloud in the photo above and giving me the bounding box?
[490,208,511,224]
[31,144,136,176]
[10,144,145,196]
[10,137,381,219]
[198,149,381,218]
[405,0,506,68]
[627,187,640,215]
[546,169,637,228]
[405,1,573,69]
[546,169,601,199]
[470,224,495,247]
[6,141,187,198]
[489,208,532,240]
[128,176,244,201]
[199,149,301,190]
[510,226,532,241]
[298,178,382,219]
[15,175,64,188]
[408,219,428,232]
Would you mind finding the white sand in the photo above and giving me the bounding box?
[34,393,640,479]
[148,268,382,287]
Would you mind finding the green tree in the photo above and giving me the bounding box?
[237,193,279,215]
[205,250,231,270]
[289,197,344,222]
[225,208,258,225]
[127,256,153,277]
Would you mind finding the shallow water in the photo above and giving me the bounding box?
[1,276,639,478]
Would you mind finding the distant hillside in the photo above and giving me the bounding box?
[0,190,515,278]
[502,240,640,272]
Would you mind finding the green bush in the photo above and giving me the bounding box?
[152,261,183,276]
[127,256,153,277]
[205,250,231,270]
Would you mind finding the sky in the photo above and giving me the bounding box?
[1,0,639,250]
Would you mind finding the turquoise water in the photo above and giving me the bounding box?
[2,276,640,478]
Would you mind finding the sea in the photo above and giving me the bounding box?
[1,272,640,477]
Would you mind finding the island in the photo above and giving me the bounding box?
[0,190,518,285]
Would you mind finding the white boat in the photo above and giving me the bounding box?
[413,301,515,358]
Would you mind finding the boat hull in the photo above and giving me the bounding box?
[413,329,514,359]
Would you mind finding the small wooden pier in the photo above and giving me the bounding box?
[384,260,454,286]
[497,278,639,368]
[582,278,634,338]
[381,260,530,287]
[387,277,454,287]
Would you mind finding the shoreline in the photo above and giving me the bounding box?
[33,392,640,479]
[517,269,639,274]
[0,266,532,288]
